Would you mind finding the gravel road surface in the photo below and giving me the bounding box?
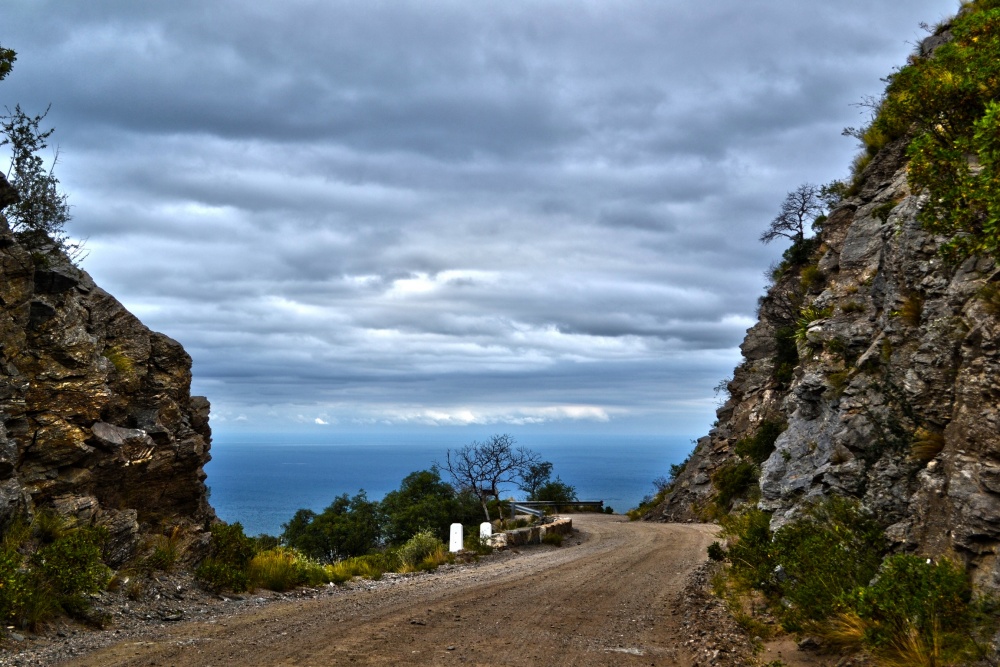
[45,515,735,666]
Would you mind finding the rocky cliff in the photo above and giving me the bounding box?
[0,175,214,565]
[647,26,1000,592]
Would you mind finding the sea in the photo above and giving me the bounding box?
[204,432,697,537]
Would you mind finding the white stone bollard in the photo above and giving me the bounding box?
[449,523,463,552]
[479,522,492,540]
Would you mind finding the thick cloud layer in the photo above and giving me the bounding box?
[2,0,957,435]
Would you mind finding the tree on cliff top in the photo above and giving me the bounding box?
[0,44,81,262]
[2,104,73,253]
[759,183,825,245]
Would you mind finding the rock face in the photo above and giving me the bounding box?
[647,119,1000,591]
[0,175,214,564]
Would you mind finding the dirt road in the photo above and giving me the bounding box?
[58,515,722,667]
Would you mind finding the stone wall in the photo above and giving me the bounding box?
[487,517,574,548]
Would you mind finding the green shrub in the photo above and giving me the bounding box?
[398,530,446,568]
[541,531,564,547]
[800,264,823,291]
[248,547,329,591]
[769,499,886,630]
[718,508,776,594]
[0,525,111,629]
[794,304,833,347]
[863,2,1000,261]
[711,460,758,510]
[463,529,494,555]
[326,552,400,583]
[196,522,255,592]
[144,526,187,571]
[853,555,987,664]
[773,325,798,387]
[734,420,786,465]
[281,492,382,563]
[712,498,998,664]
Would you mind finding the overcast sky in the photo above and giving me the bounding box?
[2,0,959,439]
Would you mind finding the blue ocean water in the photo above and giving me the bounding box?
[204,432,695,537]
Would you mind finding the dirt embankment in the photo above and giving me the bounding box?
[6,515,764,666]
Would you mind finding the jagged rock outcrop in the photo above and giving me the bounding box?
[647,53,1000,592]
[0,174,214,565]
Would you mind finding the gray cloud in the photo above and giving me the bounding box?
[1,0,958,434]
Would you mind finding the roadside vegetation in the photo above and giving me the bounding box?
[0,433,582,634]
[0,515,111,631]
[708,499,998,666]
[846,0,1000,262]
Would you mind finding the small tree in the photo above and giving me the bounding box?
[518,461,553,500]
[533,477,577,504]
[1,104,78,258]
[439,434,541,523]
[759,183,825,245]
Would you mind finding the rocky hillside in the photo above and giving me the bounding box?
[647,9,1000,594]
[0,174,214,565]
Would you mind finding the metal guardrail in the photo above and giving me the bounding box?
[509,500,604,513]
[509,502,546,518]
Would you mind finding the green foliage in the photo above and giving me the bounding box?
[196,522,256,592]
[281,491,381,563]
[854,556,975,653]
[325,552,400,583]
[769,499,887,630]
[0,522,111,630]
[859,2,1000,261]
[719,508,776,593]
[541,531,564,547]
[772,325,798,387]
[463,529,494,555]
[799,264,823,291]
[31,529,112,599]
[872,201,896,223]
[533,477,577,504]
[380,468,478,545]
[707,541,727,562]
[1,105,78,259]
[397,530,447,568]
[144,526,188,571]
[713,498,998,664]
[0,44,15,82]
[711,460,758,510]
[248,547,329,592]
[734,420,786,465]
[519,461,554,499]
[795,304,833,347]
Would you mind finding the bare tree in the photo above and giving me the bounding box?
[439,434,541,522]
[759,183,825,245]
